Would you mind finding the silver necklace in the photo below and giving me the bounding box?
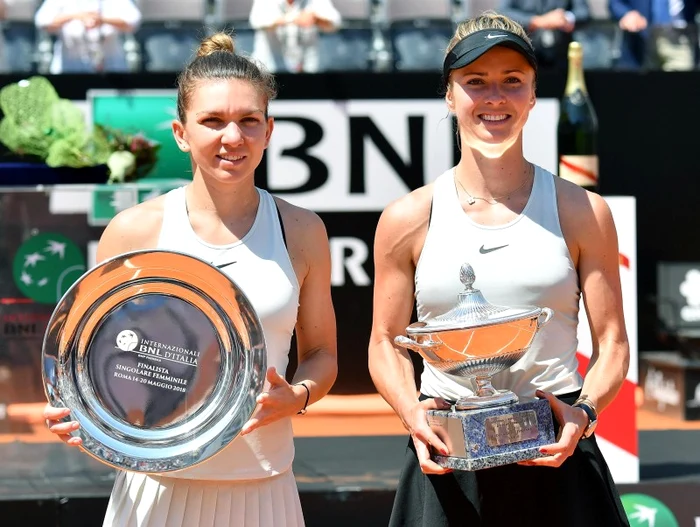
[455,165,534,206]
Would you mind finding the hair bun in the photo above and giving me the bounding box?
[196,32,236,58]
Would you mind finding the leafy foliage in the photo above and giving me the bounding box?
[0,76,160,183]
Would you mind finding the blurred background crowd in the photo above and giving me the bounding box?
[0,0,697,77]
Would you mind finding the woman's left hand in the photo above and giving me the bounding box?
[518,390,589,468]
[240,367,306,436]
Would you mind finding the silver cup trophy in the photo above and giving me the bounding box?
[395,263,556,470]
[42,249,266,473]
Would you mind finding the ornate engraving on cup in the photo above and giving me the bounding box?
[42,250,266,473]
[395,263,553,410]
[395,263,557,470]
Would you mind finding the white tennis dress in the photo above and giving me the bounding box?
[102,187,304,527]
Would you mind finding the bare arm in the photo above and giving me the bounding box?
[287,205,337,406]
[523,182,629,468]
[368,198,424,420]
[368,187,451,474]
[241,201,337,434]
[249,0,286,29]
[99,0,141,33]
[575,193,630,412]
[44,200,164,445]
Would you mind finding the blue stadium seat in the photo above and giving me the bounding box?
[381,0,455,71]
[2,23,37,72]
[318,27,373,71]
[232,26,255,57]
[134,0,206,72]
[2,0,39,73]
[139,24,201,71]
[391,22,452,71]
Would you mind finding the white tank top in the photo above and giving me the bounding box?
[156,186,300,480]
[416,166,583,401]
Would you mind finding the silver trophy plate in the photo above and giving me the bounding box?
[42,249,266,473]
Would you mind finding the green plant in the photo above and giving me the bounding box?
[0,76,160,183]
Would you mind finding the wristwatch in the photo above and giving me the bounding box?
[573,396,598,439]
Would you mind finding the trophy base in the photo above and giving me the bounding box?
[427,398,555,471]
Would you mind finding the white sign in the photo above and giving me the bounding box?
[266,99,558,211]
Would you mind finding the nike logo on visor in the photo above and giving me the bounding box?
[486,33,507,39]
[479,244,509,254]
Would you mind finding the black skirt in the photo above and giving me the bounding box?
[389,392,630,527]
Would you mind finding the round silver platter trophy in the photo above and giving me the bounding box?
[42,250,266,473]
[395,263,555,471]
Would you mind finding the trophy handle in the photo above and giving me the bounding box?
[537,308,554,329]
[394,335,442,361]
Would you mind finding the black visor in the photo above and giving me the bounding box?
[443,29,538,86]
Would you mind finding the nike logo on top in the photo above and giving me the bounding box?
[479,244,509,254]
[215,260,237,269]
[486,33,507,39]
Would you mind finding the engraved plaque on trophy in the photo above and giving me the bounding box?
[42,250,266,473]
[395,263,556,471]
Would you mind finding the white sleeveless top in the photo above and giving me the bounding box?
[157,186,300,480]
[416,167,583,401]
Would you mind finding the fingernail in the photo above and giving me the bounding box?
[71,422,80,430]
[535,390,544,397]
[539,448,547,453]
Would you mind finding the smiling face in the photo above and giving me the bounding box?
[172,78,273,184]
[446,46,536,158]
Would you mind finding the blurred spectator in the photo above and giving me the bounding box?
[249,0,342,73]
[610,0,698,69]
[34,0,141,74]
[500,0,591,68]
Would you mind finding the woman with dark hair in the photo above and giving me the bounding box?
[44,32,337,526]
[368,11,630,527]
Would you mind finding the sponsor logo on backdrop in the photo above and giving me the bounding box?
[621,493,679,527]
[679,269,700,322]
[12,233,85,304]
[687,383,700,408]
[88,92,558,212]
[643,366,681,411]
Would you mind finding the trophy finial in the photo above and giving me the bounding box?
[459,263,476,290]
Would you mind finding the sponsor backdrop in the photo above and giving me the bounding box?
[618,482,700,526]
[0,91,638,482]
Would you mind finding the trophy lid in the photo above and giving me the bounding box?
[406,263,543,334]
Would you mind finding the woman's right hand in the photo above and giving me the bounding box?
[43,404,82,446]
[404,397,453,475]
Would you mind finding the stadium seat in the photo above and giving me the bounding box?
[214,0,256,56]
[382,0,455,71]
[1,0,39,73]
[134,0,207,72]
[318,0,373,71]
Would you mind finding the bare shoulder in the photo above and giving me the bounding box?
[272,195,328,244]
[375,184,434,264]
[555,177,616,248]
[379,184,434,230]
[97,195,167,262]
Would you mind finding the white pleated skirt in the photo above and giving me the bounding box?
[102,469,305,527]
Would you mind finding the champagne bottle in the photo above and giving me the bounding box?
[557,41,599,191]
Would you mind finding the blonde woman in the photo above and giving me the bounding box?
[368,12,630,527]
